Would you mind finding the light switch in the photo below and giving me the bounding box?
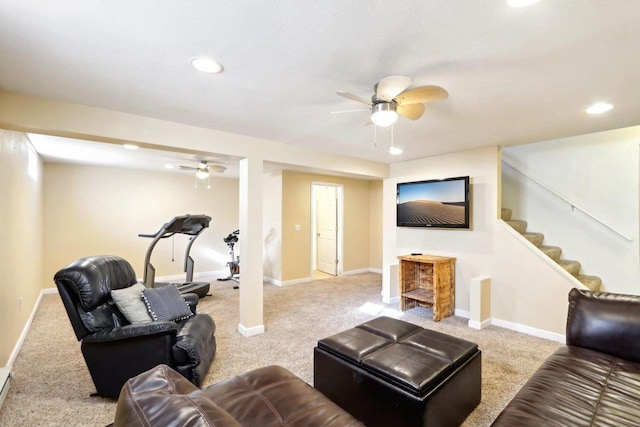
[294,224,301,231]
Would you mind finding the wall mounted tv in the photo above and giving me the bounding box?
[396,176,470,228]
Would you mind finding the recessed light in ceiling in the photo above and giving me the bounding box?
[389,146,403,155]
[586,102,613,115]
[164,164,176,169]
[123,144,139,150]
[190,56,224,74]
[506,0,541,7]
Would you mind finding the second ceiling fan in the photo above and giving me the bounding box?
[336,75,448,127]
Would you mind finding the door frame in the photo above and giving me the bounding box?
[311,182,344,277]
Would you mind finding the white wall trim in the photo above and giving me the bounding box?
[264,276,313,287]
[238,323,265,337]
[382,295,399,304]
[154,270,225,282]
[495,219,591,289]
[7,288,53,368]
[468,319,492,330]
[454,308,470,319]
[343,268,383,276]
[491,317,565,343]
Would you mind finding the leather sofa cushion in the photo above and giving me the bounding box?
[567,288,640,363]
[318,328,391,363]
[492,345,640,426]
[361,343,453,395]
[54,255,137,312]
[356,316,423,341]
[401,329,478,367]
[203,365,363,426]
[114,364,362,427]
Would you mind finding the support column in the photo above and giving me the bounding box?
[468,276,491,330]
[238,157,264,336]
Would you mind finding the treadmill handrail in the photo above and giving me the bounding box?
[140,214,212,285]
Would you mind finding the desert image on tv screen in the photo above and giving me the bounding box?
[397,180,466,226]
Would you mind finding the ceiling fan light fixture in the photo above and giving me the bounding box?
[389,146,403,155]
[371,103,398,127]
[196,169,210,180]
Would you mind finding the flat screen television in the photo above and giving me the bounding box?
[396,176,470,228]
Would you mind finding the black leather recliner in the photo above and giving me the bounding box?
[54,255,217,398]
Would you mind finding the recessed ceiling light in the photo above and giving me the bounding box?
[164,164,176,169]
[190,56,224,74]
[389,146,403,155]
[507,0,541,7]
[123,144,139,150]
[586,102,613,115]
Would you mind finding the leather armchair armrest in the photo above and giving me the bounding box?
[182,293,199,314]
[84,321,178,343]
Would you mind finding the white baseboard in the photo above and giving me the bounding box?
[155,270,225,282]
[468,319,492,330]
[7,288,50,368]
[0,366,11,409]
[343,268,382,276]
[454,308,470,319]
[264,277,312,287]
[490,318,565,343]
[382,295,399,304]
[238,323,265,337]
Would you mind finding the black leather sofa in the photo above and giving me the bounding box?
[492,288,640,425]
[54,255,217,398]
[113,364,363,427]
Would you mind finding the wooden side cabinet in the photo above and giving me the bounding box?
[398,254,456,321]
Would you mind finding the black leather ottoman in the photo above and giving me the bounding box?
[314,316,481,427]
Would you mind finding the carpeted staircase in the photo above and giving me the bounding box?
[502,208,602,291]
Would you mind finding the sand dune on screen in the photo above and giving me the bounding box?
[397,200,465,225]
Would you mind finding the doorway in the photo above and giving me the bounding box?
[311,183,343,278]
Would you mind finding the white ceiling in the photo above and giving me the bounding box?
[1,1,639,170]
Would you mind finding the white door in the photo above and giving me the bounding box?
[316,185,338,275]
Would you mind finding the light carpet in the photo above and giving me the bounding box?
[0,273,561,426]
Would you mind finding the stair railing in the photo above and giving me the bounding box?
[502,160,633,242]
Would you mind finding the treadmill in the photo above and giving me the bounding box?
[139,214,212,298]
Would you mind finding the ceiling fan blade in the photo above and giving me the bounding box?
[397,103,426,120]
[395,85,448,105]
[208,164,226,173]
[179,165,197,171]
[376,76,412,102]
[336,91,372,105]
[330,108,370,114]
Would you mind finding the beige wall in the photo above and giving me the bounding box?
[42,163,239,284]
[368,180,383,270]
[281,171,381,282]
[0,130,43,366]
[263,171,283,280]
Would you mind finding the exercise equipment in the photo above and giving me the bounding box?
[139,214,212,298]
[217,229,239,288]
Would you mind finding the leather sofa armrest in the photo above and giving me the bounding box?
[114,364,241,427]
[182,293,199,314]
[83,321,178,343]
[567,288,640,363]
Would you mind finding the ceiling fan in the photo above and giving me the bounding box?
[335,76,448,127]
[179,161,226,179]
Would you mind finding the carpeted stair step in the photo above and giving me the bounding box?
[557,259,581,276]
[501,208,512,221]
[539,245,562,261]
[506,220,527,234]
[522,232,544,247]
[578,275,602,292]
